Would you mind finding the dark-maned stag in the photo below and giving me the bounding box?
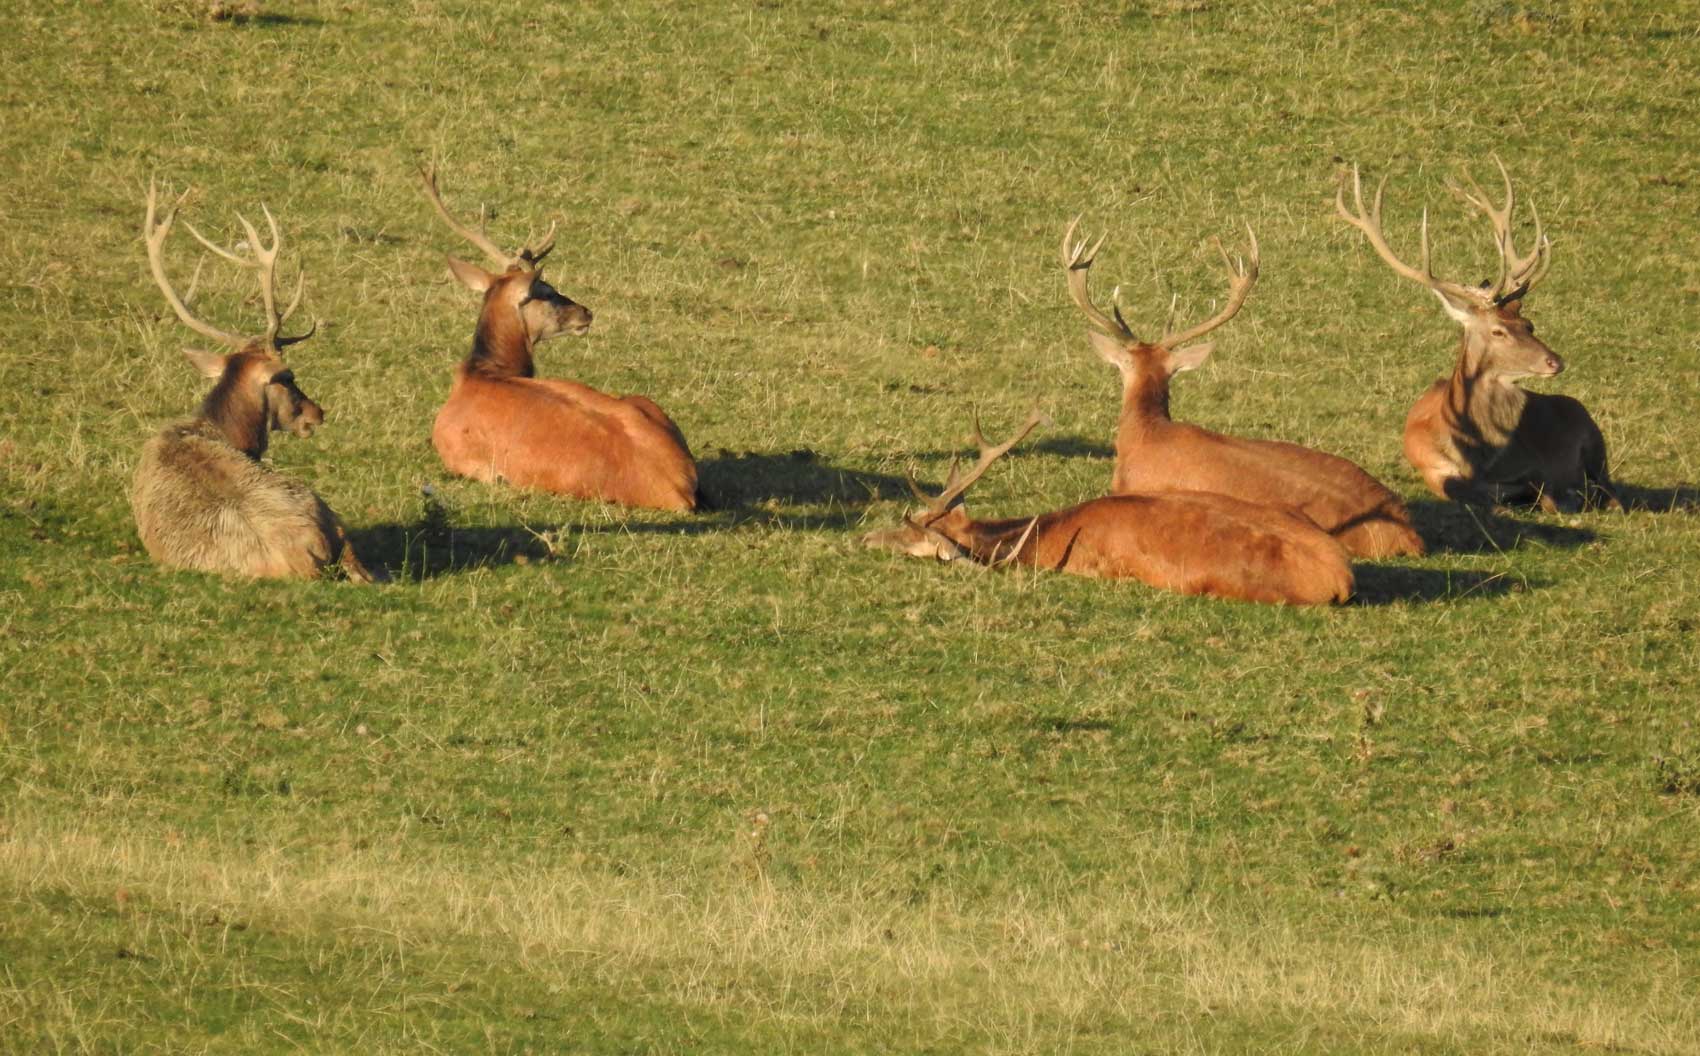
[1336,159,1619,512]
[1062,219,1424,558]
[418,169,698,511]
[863,411,1354,606]
[132,181,375,582]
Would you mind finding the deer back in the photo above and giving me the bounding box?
[132,418,356,579]
[928,492,1353,606]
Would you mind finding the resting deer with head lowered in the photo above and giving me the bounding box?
[1336,159,1619,512]
[863,410,1354,606]
[1062,219,1424,558]
[131,181,375,582]
[418,169,697,511]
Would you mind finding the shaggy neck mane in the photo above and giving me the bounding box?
[467,298,534,378]
[199,370,268,459]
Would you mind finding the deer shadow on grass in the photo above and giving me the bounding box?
[352,449,923,573]
[695,448,916,519]
[1349,562,1535,606]
[1613,481,1700,513]
[346,521,561,582]
[1027,435,1115,461]
[1406,498,1598,554]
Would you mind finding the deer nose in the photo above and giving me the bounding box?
[1545,354,1564,375]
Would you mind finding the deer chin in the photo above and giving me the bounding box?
[532,323,592,344]
[1500,357,1564,382]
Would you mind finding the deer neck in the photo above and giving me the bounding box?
[1447,335,1527,442]
[935,513,1044,566]
[466,303,536,379]
[197,376,269,459]
[1115,367,1173,446]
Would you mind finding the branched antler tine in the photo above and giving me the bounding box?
[280,269,306,325]
[232,211,285,344]
[522,220,557,266]
[1338,164,1480,304]
[1158,227,1259,350]
[182,255,206,307]
[905,468,931,504]
[927,409,1048,514]
[1501,198,1548,299]
[1451,169,1511,294]
[418,166,514,269]
[180,217,250,267]
[1060,217,1134,339]
[142,178,245,350]
[994,516,1041,568]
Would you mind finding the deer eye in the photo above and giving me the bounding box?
[1490,328,1507,338]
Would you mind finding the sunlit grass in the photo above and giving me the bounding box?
[3,1,1699,1052]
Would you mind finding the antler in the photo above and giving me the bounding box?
[919,409,1050,516]
[1062,217,1258,351]
[180,204,313,349]
[1335,164,1488,307]
[1449,155,1551,305]
[1157,227,1259,350]
[418,166,555,270]
[1060,216,1136,340]
[144,179,246,350]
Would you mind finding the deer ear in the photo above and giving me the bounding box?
[1430,287,1475,325]
[1088,330,1134,371]
[446,255,496,293]
[182,347,227,379]
[1167,342,1213,374]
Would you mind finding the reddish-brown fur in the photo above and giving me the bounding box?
[1098,338,1425,558]
[431,265,698,509]
[1061,220,1423,558]
[1338,160,1618,513]
[1401,300,1617,512]
[887,494,1354,606]
[420,171,696,511]
[863,413,1354,607]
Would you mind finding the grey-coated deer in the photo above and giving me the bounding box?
[131,180,375,582]
[863,411,1354,606]
[1062,219,1424,557]
[1336,159,1619,512]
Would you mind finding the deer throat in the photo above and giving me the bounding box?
[1448,358,1528,450]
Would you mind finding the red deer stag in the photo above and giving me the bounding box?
[131,180,375,582]
[863,411,1354,606]
[1062,219,1424,558]
[1336,160,1619,512]
[418,169,698,511]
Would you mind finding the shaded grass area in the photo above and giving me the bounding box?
[3,0,1700,1052]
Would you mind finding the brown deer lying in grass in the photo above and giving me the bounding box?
[1062,219,1424,558]
[131,181,375,582]
[418,169,698,511]
[863,411,1354,606]
[1336,159,1619,512]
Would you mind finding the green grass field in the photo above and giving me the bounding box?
[4,2,1699,1052]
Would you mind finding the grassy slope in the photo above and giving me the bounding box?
[2,1,1698,1052]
